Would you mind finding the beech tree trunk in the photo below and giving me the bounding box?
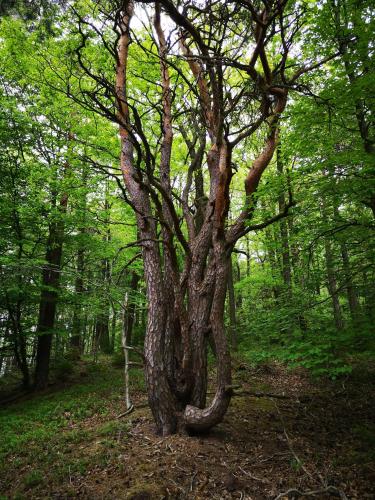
[324,237,344,331]
[70,246,84,354]
[227,257,238,351]
[34,186,68,390]
[277,145,292,297]
[7,300,30,389]
[70,169,87,354]
[123,272,139,346]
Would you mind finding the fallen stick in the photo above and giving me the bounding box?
[274,485,348,500]
[116,402,149,419]
[234,390,291,400]
[207,389,291,399]
[116,404,134,419]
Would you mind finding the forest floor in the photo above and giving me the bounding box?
[0,357,374,500]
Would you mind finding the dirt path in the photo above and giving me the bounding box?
[61,364,374,499]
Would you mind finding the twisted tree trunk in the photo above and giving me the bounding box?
[69,0,321,436]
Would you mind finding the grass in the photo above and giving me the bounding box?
[0,357,145,497]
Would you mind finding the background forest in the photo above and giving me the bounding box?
[0,0,375,498]
[0,0,373,388]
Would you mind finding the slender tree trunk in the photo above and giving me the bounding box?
[34,189,68,389]
[227,256,237,351]
[245,235,250,277]
[95,304,111,354]
[265,225,280,300]
[110,309,117,352]
[324,236,344,331]
[95,185,112,354]
[7,301,30,389]
[121,274,139,410]
[70,246,84,355]
[123,272,139,346]
[362,269,375,324]
[70,169,87,354]
[277,146,292,297]
[341,241,360,320]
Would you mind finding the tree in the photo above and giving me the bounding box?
[63,0,345,435]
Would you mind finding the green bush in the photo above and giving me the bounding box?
[111,350,125,368]
[53,358,74,381]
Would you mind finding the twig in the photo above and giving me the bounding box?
[238,466,270,484]
[283,427,315,482]
[190,471,198,492]
[207,389,291,399]
[273,403,348,500]
[274,485,348,499]
[124,345,145,360]
[234,390,290,400]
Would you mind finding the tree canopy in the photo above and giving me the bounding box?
[0,0,374,436]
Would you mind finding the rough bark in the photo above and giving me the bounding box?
[73,0,325,435]
[34,188,68,390]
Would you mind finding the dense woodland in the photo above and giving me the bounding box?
[0,0,374,497]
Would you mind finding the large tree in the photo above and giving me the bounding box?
[67,0,345,435]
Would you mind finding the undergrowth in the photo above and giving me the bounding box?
[0,357,145,497]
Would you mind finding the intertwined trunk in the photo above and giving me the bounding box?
[141,234,232,435]
[110,0,290,435]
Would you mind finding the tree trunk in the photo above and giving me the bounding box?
[277,145,292,297]
[123,272,139,346]
[227,256,237,351]
[95,306,111,354]
[70,168,87,354]
[110,0,288,435]
[70,246,84,355]
[324,236,344,331]
[34,189,67,390]
[341,241,360,321]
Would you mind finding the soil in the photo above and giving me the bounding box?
[61,364,375,498]
[2,361,375,499]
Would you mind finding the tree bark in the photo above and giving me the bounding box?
[324,236,344,331]
[70,246,84,354]
[227,256,238,351]
[34,188,67,389]
[277,145,292,297]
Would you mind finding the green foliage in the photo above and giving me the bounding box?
[0,361,142,465]
[53,358,75,380]
[0,0,373,391]
[23,470,43,488]
[0,360,144,496]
